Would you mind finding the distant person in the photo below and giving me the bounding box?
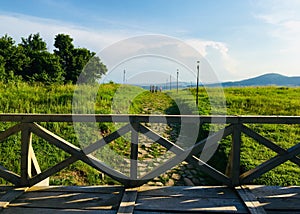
[150,85,154,93]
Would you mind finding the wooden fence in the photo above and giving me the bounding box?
[0,114,299,187]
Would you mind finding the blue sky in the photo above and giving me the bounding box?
[1,0,300,82]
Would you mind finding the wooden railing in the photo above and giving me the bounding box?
[0,114,299,187]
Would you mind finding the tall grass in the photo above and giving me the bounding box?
[0,82,299,186]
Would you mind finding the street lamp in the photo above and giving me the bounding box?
[196,61,200,106]
[177,69,179,93]
[170,74,172,90]
[123,69,126,84]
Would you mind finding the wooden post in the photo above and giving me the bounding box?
[226,123,242,186]
[29,145,49,186]
[130,122,139,181]
[20,123,48,186]
[20,123,32,186]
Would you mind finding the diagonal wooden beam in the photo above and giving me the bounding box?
[242,124,300,166]
[0,123,22,143]
[29,123,82,156]
[187,155,231,186]
[139,126,233,184]
[29,122,131,185]
[0,187,28,209]
[139,124,184,155]
[240,143,300,183]
[29,144,41,175]
[28,156,77,186]
[83,123,131,154]
[0,165,21,186]
[189,125,234,156]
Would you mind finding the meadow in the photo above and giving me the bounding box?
[0,81,299,186]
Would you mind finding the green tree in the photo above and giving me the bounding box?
[80,55,107,83]
[54,33,107,83]
[0,34,28,78]
[21,33,47,52]
[0,56,6,81]
[54,34,74,82]
[21,33,64,83]
[0,33,106,84]
[26,51,64,84]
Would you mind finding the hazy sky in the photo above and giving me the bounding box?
[1,0,300,82]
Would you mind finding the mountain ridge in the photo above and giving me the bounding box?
[132,73,300,89]
[210,73,300,87]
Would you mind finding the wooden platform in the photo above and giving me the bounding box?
[0,185,299,213]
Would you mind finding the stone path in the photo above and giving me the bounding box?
[137,121,211,187]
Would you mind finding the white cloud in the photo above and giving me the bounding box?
[252,0,300,77]
[0,13,128,52]
[186,39,238,81]
[254,1,300,48]
[0,12,239,82]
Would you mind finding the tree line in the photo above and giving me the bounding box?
[0,33,107,84]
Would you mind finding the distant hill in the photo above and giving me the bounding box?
[218,73,300,87]
[132,73,300,89]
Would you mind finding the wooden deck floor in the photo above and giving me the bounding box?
[0,185,299,213]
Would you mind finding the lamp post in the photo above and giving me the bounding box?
[166,79,168,90]
[177,69,179,93]
[123,69,126,84]
[170,74,171,90]
[196,61,200,106]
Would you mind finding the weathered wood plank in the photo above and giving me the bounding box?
[1,207,116,214]
[27,185,124,194]
[247,185,300,199]
[135,186,248,213]
[117,188,137,214]
[258,197,300,210]
[1,185,299,213]
[135,194,247,213]
[9,191,122,210]
[246,185,300,211]
[1,114,299,124]
[138,186,239,199]
[0,187,14,193]
[235,186,266,214]
[0,187,28,209]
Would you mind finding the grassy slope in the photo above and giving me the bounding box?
[0,82,299,186]
[224,87,300,185]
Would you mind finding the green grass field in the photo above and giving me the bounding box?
[0,81,299,186]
